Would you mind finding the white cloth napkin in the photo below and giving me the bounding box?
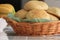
[0,18,9,40]
[0,32,9,40]
[0,18,7,32]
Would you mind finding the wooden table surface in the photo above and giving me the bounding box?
[8,36,60,40]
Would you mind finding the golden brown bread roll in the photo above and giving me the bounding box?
[24,1,48,10]
[47,7,60,18]
[0,4,14,11]
[0,4,16,17]
[26,9,50,20]
[0,4,15,14]
[15,9,28,19]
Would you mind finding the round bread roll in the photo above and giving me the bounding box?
[49,15,59,21]
[47,7,60,18]
[26,9,50,20]
[0,4,15,17]
[24,1,48,10]
[15,9,28,19]
[0,4,14,11]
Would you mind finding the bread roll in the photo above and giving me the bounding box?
[26,9,50,20]
[24,1,48,10]
[50,15,59,21]
[15,9,28,19]
[0,4,15,12]
[47,7,60,18]
[0,4,15,16]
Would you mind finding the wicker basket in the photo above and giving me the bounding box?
[3,17,60,36]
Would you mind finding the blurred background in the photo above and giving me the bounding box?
[0,0,43,11]
[0,0,60,11]
[0,0,22,11]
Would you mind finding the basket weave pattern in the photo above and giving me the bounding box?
[4,17,60,36]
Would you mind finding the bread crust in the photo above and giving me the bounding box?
[26,9,50,20]
[15,9,28,18]
[47,7,60,18]
[24,1,48,10]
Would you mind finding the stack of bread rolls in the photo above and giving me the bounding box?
[15,1,60,21]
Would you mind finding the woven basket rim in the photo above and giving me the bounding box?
[2,16,60,24]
